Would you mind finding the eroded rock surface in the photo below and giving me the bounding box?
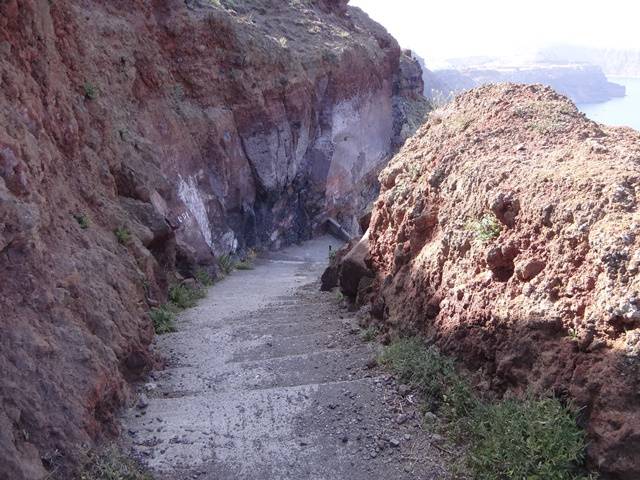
[0,1,427,478]
[365,84,640,478]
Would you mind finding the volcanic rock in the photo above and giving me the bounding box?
[367,83,640,478]
[0,1,428,478]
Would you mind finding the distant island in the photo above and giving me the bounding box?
[417,49,630,105]
[536,45,640,78]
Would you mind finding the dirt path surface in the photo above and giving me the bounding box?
[122,237,453,479]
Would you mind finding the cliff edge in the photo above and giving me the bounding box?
[365,84,640,478]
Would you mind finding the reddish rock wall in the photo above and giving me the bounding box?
[0,1,427,477]
[367,84,640,479]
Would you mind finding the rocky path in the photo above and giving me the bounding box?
[122,236,453,480]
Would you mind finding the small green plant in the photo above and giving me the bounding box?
[217,254,235,275]
[168,283,205,310]
[78,445,152,480]
[194,269,214,287]
[83,82,97,100]
[468,397,587,480]
[379,337,592,480]
[360,326,379,342]
[469,213,502,243]
[149,306,176,334]
[379,337,473,414]
[236,260,254,270]
[335,290,344,302]
[74,214,90,229]
[567,327,579,341]
[114,226,131,245]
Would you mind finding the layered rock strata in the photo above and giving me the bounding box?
[0,0,427,477]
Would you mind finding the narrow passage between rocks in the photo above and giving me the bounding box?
[122,236,453,480]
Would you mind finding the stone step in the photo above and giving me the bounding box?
[125,377,426,480]
[146,344,377,396]
[229,330,360,362]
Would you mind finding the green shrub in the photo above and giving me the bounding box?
[217,254,235,275]
[469,213,502,243]
[83,82,98,100]
[379,337,471,413]
[149,306,176,334]
[235,260,254,270]
[74,214,90,229]
[168,283,205,310]
[360,326,379,342]
[380,337,591,479]
[194,269,214,287]
[114,226,131,245]
[79,445,152,480]
[468,397,587,480]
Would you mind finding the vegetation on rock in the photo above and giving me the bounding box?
[381,337,593,480]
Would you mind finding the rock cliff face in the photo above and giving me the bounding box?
[0,1,426,478]
[365,84,640,478]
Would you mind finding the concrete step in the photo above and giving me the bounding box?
[125,377,426,480]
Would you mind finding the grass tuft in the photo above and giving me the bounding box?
[235,260,254,270]
[78,445,152,480]
[114,226,131,245]
[83,82,98,100]
[149,306,176,335]
[194,269,214,287]
[360,326,379,342]
[379,337,474,415]
[74,214,90,230]
[380,337,592,480]
[168,283,205,310]
[469,397,587,480]
[468,213,502,243]
[217,254,235,275]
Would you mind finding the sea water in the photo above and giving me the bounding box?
[579,77,640,131]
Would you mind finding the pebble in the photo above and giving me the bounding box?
[136,394,149,410]
[144,382,158,392]
[423,412,437,423]
[396,413,409,425]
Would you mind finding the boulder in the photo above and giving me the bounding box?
[320,240,356,291]
[339,230,374,298]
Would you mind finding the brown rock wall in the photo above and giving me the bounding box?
[366,84,640,478]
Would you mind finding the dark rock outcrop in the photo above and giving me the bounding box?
[338,231,373,299]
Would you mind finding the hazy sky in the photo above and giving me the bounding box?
[350,0,640,67]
